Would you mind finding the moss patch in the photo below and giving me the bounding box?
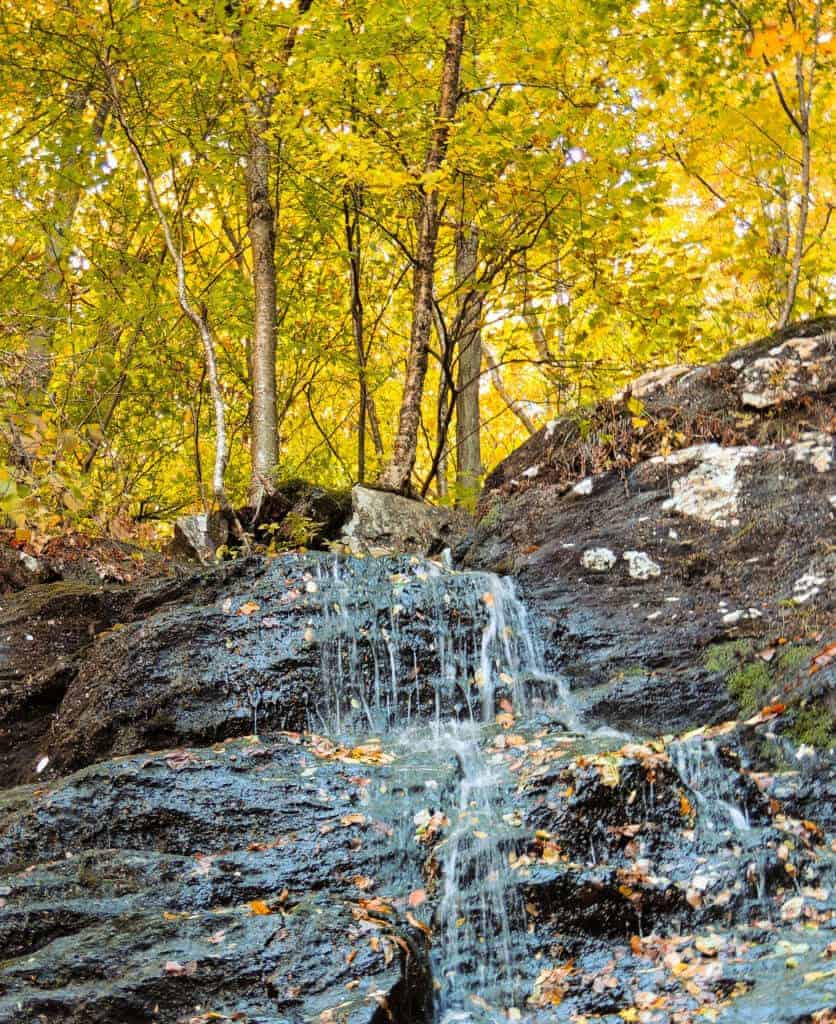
[704,641,753,676]
[727,661,773,714]
[707,641,827,734]
[789,703,836,749]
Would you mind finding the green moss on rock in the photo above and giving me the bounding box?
[704,641,753,676]
[727,661,772,714]
[789,704,835,749]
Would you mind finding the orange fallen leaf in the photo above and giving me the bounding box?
[248,899,272,915]
[408,888,427,908]
[238,600,260,615]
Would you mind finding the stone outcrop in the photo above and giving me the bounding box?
[0,318,834,1024]
[341,485,458,556]
[462,317,834,740]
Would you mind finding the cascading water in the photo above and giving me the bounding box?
[670,735,751,833]
[296,554,807,1020]
[306,555,567,1019]
[310,557,546,738]
[431,723,527,1020]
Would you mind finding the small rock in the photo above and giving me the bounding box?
[581,548,617,572]
[170,513,229,564]
[623,550,661,580]
[792,573,827,604]
[342,485,455,556]
[571,477,593,496]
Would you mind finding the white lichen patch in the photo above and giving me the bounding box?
[722,608,762,625]
[623,550,662,580]
[739,332,834,409]
[792,573,827,604]
[657,444,758,527]
[791,431,833,474]
[571,476,593,496]
[581,547,617,572]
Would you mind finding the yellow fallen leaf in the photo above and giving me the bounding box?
[248,899,272,915]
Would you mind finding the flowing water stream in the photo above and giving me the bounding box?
[296,556,832,1022]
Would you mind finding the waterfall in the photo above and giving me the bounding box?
[310,557,548,737]
[303,555,571,1019]
[670,735,751,833]
[432,723,526,1021]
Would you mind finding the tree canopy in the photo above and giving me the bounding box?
[1,0,832,532]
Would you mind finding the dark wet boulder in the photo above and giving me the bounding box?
[39,554,537,778]
[0,580,141,787]
[462,317,835,741]
[0,733,440,1024]
[250,478,352,549]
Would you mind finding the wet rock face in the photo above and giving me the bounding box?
[37,554,537,778]
[0,581,140,787]
[0,733,442,1024]
[463,317,835,740]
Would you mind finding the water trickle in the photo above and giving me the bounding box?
[670,735,751,834]
[310,558,548,737]
[302,555,574,1018]
[432,723,527,1021]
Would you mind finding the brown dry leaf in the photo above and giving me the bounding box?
[529,961,574,1007]
[165,960,197,976]
[340,812,367,827]
[810,642,836,676]
[408,888,427,908]
[406,911,432,937]
[357,897,393,916]
[353,875,374,891]
[165,749,199,771]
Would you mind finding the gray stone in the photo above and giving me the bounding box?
[170,512,229,563]
[623,550,661,580]
[581,547,617,572]
[341,485,456,556]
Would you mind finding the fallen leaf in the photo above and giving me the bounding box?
[408,888,427,908]
[165,960,197,976]
[248,899,273,916]
[238,600,260,616]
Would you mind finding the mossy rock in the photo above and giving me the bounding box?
[705,640,833,749]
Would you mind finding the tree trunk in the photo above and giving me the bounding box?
[454,224,482,507]
[778,51,813,329]
[377,13,465,495]
[107,68,242,535]
[246,122,279,503]
[343,185,383,482]
[10,92,110,468]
